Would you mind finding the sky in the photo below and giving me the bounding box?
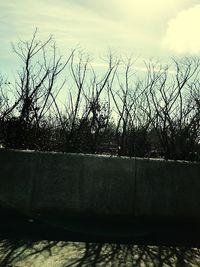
[0,0,200,75]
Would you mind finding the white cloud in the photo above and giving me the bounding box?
[163,4,200,54]
[0,0,199,76]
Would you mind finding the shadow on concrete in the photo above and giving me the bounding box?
[64,243,200,267]
[1,206,200,266]
[1,239,200,266]
[0,239,59,266]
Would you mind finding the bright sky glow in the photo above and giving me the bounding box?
[163,4,200,54]
[0,0,200,74]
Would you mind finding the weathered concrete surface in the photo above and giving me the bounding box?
[0,149,200,220]
[135,158,200,218]
[31,153,135,217]
[0,150,136,218]
[0,150,36,212]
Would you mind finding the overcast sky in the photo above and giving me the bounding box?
[1,0,200,75]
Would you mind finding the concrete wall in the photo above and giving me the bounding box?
[0,149,200,220]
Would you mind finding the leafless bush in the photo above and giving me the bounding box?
[0,32,200,161]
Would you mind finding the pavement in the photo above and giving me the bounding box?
[1,206,200,266]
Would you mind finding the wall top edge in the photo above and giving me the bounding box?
[0,148,200,165]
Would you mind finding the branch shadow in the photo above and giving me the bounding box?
[1,239,200,267]
[0,238,59,266]
[65,243,200,267]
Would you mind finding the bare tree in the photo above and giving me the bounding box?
[1,31,200,160]
[2,29,74,149]
[144,58,200,160]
